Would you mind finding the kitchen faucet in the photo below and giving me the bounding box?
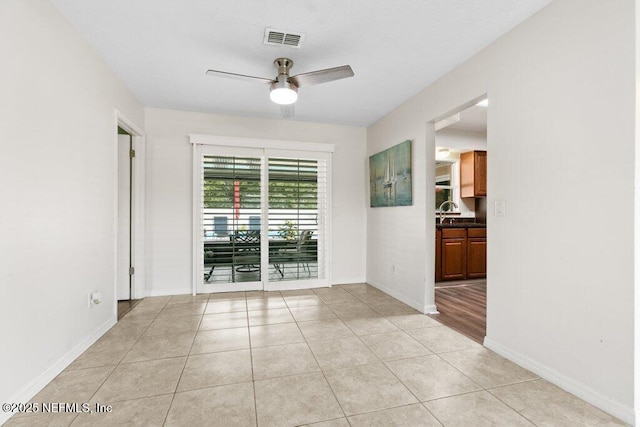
[439,200,459,224]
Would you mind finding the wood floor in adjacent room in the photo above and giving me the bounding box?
[429,279,486,343]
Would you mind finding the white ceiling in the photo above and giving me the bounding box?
[449,105,488,132]
[50,0,553,127]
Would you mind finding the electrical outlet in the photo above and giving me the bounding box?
[89,291,102,307]
[391,264,396,273]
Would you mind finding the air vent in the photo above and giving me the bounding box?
[264,28,304,48]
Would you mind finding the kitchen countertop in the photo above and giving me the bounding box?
[436,223,486,229]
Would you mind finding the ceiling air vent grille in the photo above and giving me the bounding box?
[264,28,304,48]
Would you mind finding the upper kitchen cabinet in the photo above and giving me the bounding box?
[460,150,487,197]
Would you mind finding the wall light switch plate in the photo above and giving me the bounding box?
[494,200,506,217]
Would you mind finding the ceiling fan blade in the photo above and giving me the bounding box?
[206,69,273,85]
[289,65,354,88]
[280,104,295,119]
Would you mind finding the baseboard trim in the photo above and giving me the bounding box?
[366,279,428,313]
[267,282,329,292]
[1,315,116,426]
[147,280,366,297]
[484,337,635,425]
[145,288,192,297]
[331,277,366,285]
[423,304,438,314]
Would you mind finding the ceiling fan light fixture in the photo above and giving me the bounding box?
[270,79,298,105]
[436,148,450,159]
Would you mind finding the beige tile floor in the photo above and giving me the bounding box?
[7,284,626,426]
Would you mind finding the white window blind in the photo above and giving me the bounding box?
[268,157,327,281]
[193,140,332,292]
[202,155,262,284]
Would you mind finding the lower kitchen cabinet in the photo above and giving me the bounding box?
[467,227,487,279]
[436,227,486,282]
[441,229,467,281]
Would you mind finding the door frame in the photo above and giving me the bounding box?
[427,94,488,317]
[190,134,334,295]
[114,109,146,312]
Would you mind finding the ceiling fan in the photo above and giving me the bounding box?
[206,58,354,118]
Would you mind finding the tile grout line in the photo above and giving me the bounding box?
[313,286,436,421]
[290,292,350,423]
[67,298,171,425]
[160,295,206,427]
[432,349,486,390]
[243,293,260,427]
[312,287,357,427]
[224,287,488,417]
[329,285,422,422]
[427,345,546,424]
[346,291,431,416]
[484,385,541,426]
[432,345,541,392]
[365,303,510,425]
[342,285,469,424]
[63,285,560,425]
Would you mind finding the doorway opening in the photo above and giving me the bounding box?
[430,97,488,343]
[115,113,145,320]
[117,127,135,306]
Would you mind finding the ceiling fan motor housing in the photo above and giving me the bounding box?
[270,59,298,105]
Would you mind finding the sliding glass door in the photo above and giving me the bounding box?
[267,154,327,289]
[197,147,263,292]
[195,145,330,293]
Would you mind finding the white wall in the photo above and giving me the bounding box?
[144,108,367,295]
[0,0,144,418]
[367,0,635,422]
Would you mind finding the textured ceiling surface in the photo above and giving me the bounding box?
[50,0,553,126]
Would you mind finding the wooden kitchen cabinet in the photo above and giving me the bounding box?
[460,150,487,198]
[467,228,487,279]
[436,227,486,282]
[441,228,466,280]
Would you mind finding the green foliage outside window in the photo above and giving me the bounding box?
[436,188,451,210]
[203,179,317,210]
[278,220,298,240]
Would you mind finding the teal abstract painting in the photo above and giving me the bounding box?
[369,140,412,207]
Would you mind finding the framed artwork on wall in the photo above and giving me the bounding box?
[369,140,412,207]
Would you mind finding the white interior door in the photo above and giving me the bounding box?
[117,133,132,300]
